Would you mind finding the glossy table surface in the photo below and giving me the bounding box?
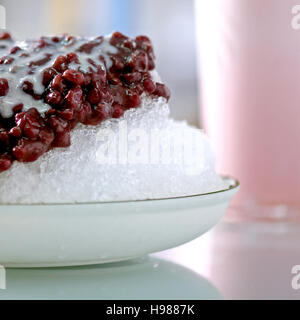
[0,206,300,300]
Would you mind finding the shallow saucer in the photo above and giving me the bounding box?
[0,177,239,267]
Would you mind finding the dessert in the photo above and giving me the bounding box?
[0,31,229,204]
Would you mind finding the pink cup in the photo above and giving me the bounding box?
[196,0,300,218]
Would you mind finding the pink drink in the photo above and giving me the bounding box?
[196,0,300,211]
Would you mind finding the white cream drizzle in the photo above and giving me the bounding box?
[0,35,117,118]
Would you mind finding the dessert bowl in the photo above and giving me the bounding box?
[0,31,239,267]
[0,177,238,268]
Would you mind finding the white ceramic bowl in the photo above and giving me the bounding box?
[0,177,239,267]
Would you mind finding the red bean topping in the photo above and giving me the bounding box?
[0,32,11,41]
[13,139,48,162]
[143,78,156,93]
[42,67,59,86]
[62,69,85,85]
[110,32,129,47]
[0,155,12,171]
[52,36,60,43]
[125,90,141,108]
[0,56,14,65]
[66,52,79,63]
[153,83,171,101]
[127,50,148,72]
[53,55,68,72]
[65,86,83,110]
[10,46,21,54]
[0,78,9,96]
[112,104,124,118]
[45,90,62,106]
[121,72,142,84]
[77,37,103,54]
[0,32,170,172]
[29,53,52,67]
[21,81,42,100]
[9,126,22,138]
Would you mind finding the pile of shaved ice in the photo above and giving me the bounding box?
[0,92,230,204]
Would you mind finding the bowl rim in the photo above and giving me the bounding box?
[0,176,239,206]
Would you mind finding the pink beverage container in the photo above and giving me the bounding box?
[196,0,300,214]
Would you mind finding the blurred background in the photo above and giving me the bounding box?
[0,0,199,126]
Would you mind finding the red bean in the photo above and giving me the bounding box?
[153,83,171,101]
[50,74,65,92]
[0,155,12,171]
[143,78,156,93]
[112,104,124,118]
[0,32,11,40]
[62,69,85,85]
[45,90,62,106]
[0,78,9,96]
[42,67,58,86]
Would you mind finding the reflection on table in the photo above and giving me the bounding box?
[0,256,221,300]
